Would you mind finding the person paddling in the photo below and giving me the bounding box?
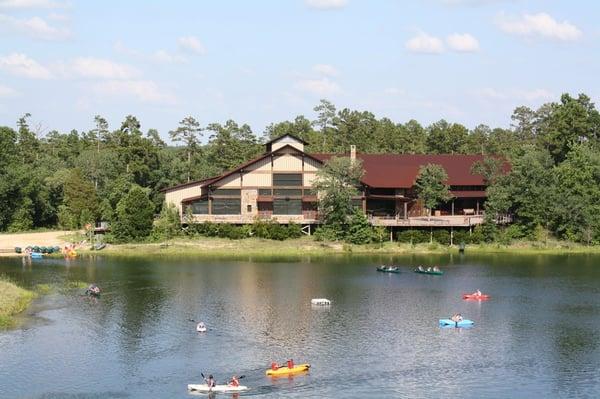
[228,375,239,387]
[450,313,463,327]
[205,374,216,391]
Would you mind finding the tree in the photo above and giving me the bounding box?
[63,169,98,227]
[113,186,155,241]
[312,99,336,150]
[414,164,453,219]
[313,157,364,238]
[206,120,261,171]
[426,120,468,154]
[93,115,109,153]
[471,156,505,185]
[169,116,202,182]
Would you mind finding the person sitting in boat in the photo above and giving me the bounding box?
[450,313,463,322]
[228,375,239,387]
[86,284,100,295]
[271,362,279,370]
[205,374,216,390]
[433,266,440,272]
[427,267,432,272]
[418,265,424,271]
[474,289,482,296]
[287,359,295,369]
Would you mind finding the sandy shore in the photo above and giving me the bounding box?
[0,231,72,257]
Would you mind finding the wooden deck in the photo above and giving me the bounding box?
[369,215,485,227]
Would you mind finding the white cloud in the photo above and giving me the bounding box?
[0,83,18,97]
[496,12,582,41]
[66,57,140,79]
[441,0,514,5]
[91,80,177,104]
[0,53,52,79]
[406,32,444,54]
[152,49,187,64]
[305,0,347,10]
[312,64,338,77]
[0,13,70,40]
[177,35,206,55]
[0,0,63,9]
[476,87,553,101]
[295,77,340,96]
[446,33,479,52]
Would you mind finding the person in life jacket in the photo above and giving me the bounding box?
[287,359,294,369]
[271,362,279,370]
[228,375,239,387]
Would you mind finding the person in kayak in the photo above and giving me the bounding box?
[228,375,239,387]
[433,266,440,272]
[418,265,424,271]
[205,374,216,390]
[427,266,432,272]
[287,359,294,369]
[451,313,463,322]
[271,362,279,370]
[474,289,482,296]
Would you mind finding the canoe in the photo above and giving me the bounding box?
[266,363,310,376]
[439,319,474,327]
[187,384,248,392]
[414,269,444,275]
[376,266,400,273]
[30,252,43,259]
[196,323,207,332]
[311,298,331,306]
[462,293,490,300]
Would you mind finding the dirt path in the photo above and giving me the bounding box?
[0,231,74,256]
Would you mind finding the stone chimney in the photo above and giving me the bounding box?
[350,145,356,163]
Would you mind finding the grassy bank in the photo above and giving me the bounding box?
[0,278,37,328]
[77,236,600,259]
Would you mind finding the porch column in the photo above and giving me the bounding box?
[403,202,408,220]
[451,200,455,216]
[208,197,212,215]
[476,200,480,215]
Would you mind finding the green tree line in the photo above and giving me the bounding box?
[0,93,598,244]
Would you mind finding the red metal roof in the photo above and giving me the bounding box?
[311,153,506,188]
[450,190,487,198]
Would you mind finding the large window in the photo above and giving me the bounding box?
[274,188,302,196]
[190,199,209,214]
[212,198,241,215]
[273,198,302,215]
[273,173,302,186]
[211,188,241,196]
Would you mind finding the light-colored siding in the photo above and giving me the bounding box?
[242,172,271,187]
[245,157,271,172]
[164,184,205,215]
[304,173,317,186]
[273,153,303,171]
[215,173,241,188]
[304,157,321,172]
[271,136,304,152]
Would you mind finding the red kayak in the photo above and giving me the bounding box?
[462,293,490,300]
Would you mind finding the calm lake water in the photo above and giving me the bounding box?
[1,252,600,398]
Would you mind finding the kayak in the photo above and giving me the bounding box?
[377,266,400,273]
[311,298,331,306]
[462,293,490,300]
[266,363,310,376]
[414,269,443,275]
[187,384,248,392]
[439,319,474,327]
[196,323,207,332]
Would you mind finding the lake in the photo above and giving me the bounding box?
[1,253,600,398]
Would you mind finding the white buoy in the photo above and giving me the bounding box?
[311,298,331,306]
[196,322,207,332]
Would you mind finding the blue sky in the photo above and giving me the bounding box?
[0,0,597,142]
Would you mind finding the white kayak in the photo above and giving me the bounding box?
[187,384,248,392]
[196,323,207,332]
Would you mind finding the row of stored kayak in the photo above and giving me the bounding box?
[376,266,444,275]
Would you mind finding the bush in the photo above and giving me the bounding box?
[345,209,374,244]
[432,229,451,245]
[396,229,429,244]
[152,203,182,241]
[112,186,155,242]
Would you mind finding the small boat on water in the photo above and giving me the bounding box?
[311,298,331,306]
[85,284,101,297]
[30,252,44,259]
[266,363,310,376]
[187,384,248,392]
[439,318,474,328]
[196,322,207,332]
[376,265,400,273]
[463,293,490,300]
[414,267,444,275]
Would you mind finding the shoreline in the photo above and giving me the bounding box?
[0,279,37,328]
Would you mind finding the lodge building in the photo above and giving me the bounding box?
[164,134,502,229]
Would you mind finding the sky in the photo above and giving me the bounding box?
[0,0,598,142]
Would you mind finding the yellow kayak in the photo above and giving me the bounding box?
[265,363,310,376]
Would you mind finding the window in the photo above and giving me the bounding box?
[303,188,317,196]
[212,198,241,215]
[274,188,302,197]
[258,188,272,195]
[189,200,209,214]
[211,188,241,196]
[247,204,252,212]
[273,173,302,186]
[273,198,302,215]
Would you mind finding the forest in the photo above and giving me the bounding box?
[0,93,599,244]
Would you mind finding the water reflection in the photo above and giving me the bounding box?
[0,253,599,398]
